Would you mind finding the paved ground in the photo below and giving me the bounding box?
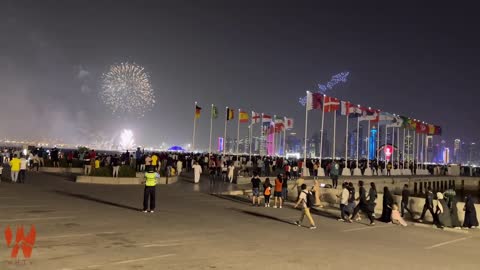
[0,172,479,270]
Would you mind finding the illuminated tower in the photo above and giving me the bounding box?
[453,139,461,163]
[369,126,377,160]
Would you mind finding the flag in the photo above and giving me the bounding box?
[322,95,340,112]
[358,107,379,121]
[274,117,284,133]
[306,92,322,110]
[416,122,428,134]
[195,105,202,119]
[262,114,272,123]
[239,111,249,123]
[212,105,218,119]
[285,117,294,129]
[379,112,395,121]
[251,111,261,124]
[262,121,274,136]
[406,119,417,130]
[226,108,234,121]
[434,125,442,136]
[387,115,404,128]
[427,124,436,135]
[339,101,351,116]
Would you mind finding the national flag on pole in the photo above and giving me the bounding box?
[195,105,202,119]
[387,115,404,128]
[306,92,322,111]
[434,125,442,136]
[226,108,234,121]
[340,101,362,117]
[262,114,272,123]
[322,95,340,112]
[212,105,218,119]
[427,124,435,135]
[262,121,274,135]
[239,111,249,123]
[416,122,428,134]
[406,119,418,130]
[274,118,284,133]
[251,111,261,124]
[358,107,379,121]
[285,117,294,129]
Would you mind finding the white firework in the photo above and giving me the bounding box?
[101,62,155,117]
[119,129,135,150]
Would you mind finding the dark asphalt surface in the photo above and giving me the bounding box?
[0,172,479,270]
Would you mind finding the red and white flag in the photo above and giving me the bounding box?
[322,96,340,112]
[251,111,261,124]
[306,92,322,111]
[274,118,285,133]
[262,114,272,123]
[285,117,294,129]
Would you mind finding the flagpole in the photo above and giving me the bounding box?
[420,132,424,164]
[319,95,325,161]
[333,111,336,160]
[384,123,388,161]
[392,125,395,163]
[416,132,420,164]
[356,112,360,166]
[402,128,405,167]
[407,129,410,165]
[192,101,197,152]
[272,115,276,156]
[283,117,287,157]
[223,107,228,156]
[209,104,213,154]
[397,127,400,165]
[377,123,380,161]
[303,92,309,168]
[367,120,371,160]
[412,129,416,164]
[236,109,240,156]
[249,123,252,159]
[345,112,349,164]
[261,113,265,156]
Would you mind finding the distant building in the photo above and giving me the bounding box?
[453,139,461,163]
[468,142,479,164]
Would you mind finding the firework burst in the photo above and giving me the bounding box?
[100,62,155,117]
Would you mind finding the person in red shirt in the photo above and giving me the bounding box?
[273,174,284,208]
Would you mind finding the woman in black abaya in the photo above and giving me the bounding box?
[380,187,394,223]
[463,194,479,229]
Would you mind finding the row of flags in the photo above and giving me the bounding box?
[306,92,442,135]
[194,105,294,133]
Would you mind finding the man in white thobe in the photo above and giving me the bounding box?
[176,160,183,176]
[192,161,202,183]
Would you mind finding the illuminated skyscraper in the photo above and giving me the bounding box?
[453,139,461,163]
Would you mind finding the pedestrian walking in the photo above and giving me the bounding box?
[330,161,339,188]
[337,182,351,222]
[227,162,235,183]
[379,187,393,223]
[193,161,202,183]
[9,154,21,183]
[463,194,479,229]
[401,184,414,218]
[19,155,28,183]
[436,192,452,228]
[367,182,377,217]
[352,181,375,226]
[419,187,435,223]
[281,175,288,202]
[142,166,159,213]
[294,184,317,229]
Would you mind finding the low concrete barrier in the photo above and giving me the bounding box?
[39,167,83,174]
[76,176,178,185]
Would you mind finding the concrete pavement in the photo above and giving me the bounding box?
[0,172,479,269]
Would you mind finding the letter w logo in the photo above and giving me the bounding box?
[4,225,36,259]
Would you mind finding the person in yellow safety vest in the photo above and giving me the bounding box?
[142,166,159,213]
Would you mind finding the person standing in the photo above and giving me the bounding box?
[151,153,159,171]
[84,152,91,175]
[281,175,289,202]
[352,181,375,226]
[294,184,317,229]
[9,154,21,183]
[51,147,59,167]
[192,161,202,184]
[273,174,283,208]
[263,178,272,207]
[227,162,235,183]
[463,194,479,229]
[337,182,350,222]
[419,188,435,223]
[401,184,414,218]
[330,161,339,189]
[142,167,159,213]
[379,187,394,223]
[19,155,28,183]
[387,162,392,176]
[251,173,262,206]
[112,154,120,178]
[176,159,183,176]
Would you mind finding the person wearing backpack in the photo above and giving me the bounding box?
[294,184,317,229]
[263,178,273,207]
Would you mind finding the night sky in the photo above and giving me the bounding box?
[1,1,478,150]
